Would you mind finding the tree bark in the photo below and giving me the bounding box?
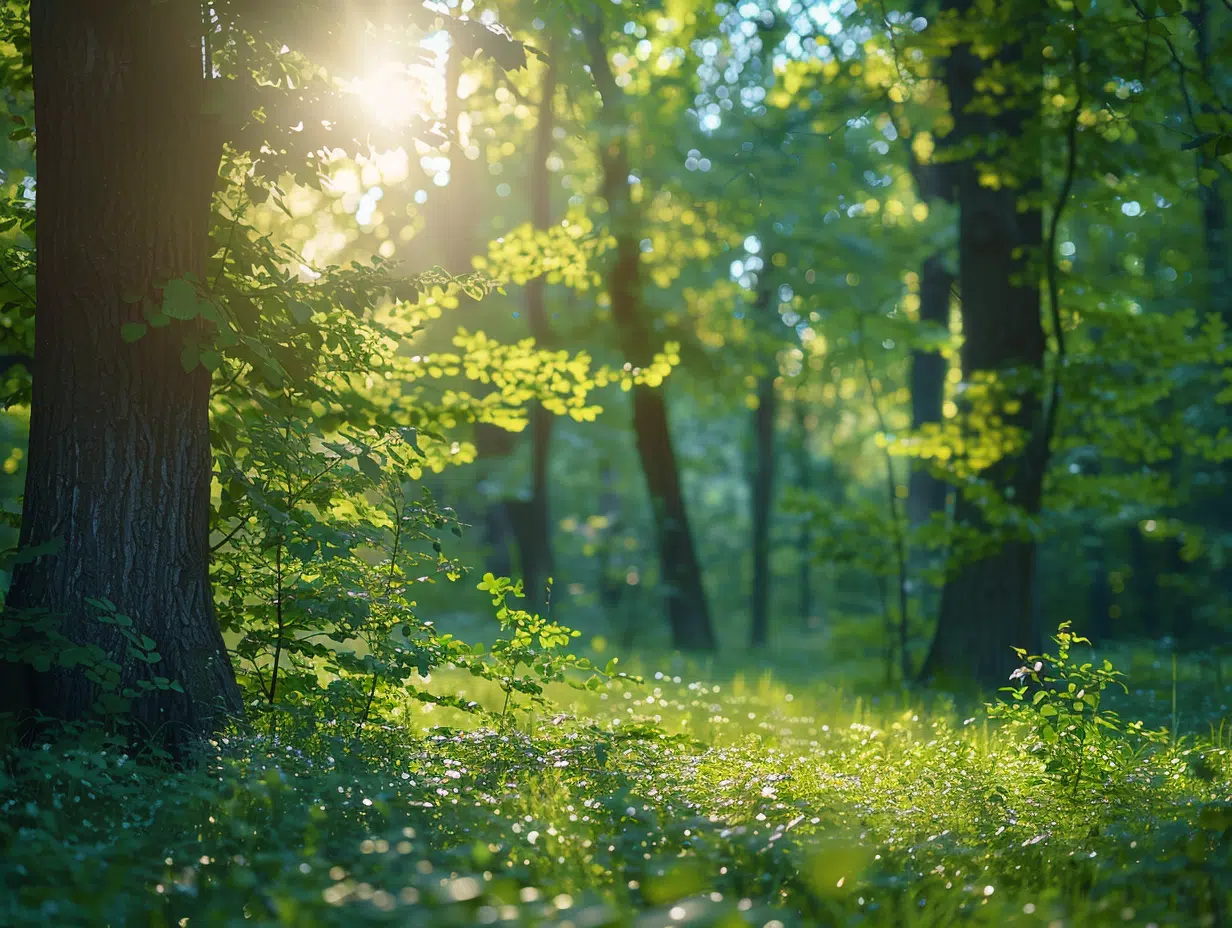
[920,0,1047,685]
[585,21,716,651]
[4,2,241,748]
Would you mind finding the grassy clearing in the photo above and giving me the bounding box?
[3,632,1231,927]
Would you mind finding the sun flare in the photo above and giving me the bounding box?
[347,60,432,128]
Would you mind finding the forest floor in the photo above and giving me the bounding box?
[3,636,1232,927]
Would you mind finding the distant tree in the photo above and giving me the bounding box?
[584,16,716,651]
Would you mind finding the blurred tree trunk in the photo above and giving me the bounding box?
[585,21,716,651]
[442,44,520,584]
[1129,525,1160,637]
[1086,533,1111,642]
[793,402,815,629]
[520,49,559,613]
[920,0,1047,685]
[748,297,777,648]
[1192,0,1232,625]
[1194,0,1229,325]
[3,3,242,748]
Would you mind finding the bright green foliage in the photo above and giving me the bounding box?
[474,572,633,721]
[2,0,1232,920]
[4,642,1232,926]
[989,622,1168,796]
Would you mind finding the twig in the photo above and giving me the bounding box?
[208,517,249,554]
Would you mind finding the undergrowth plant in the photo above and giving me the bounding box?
[471,573,633,725]
[988,622,1168,797]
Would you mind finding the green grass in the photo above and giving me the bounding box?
[3,637,1231,927]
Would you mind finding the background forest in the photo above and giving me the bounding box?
[0,0,1231,924]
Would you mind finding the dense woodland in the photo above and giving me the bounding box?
[0,0,1231,924]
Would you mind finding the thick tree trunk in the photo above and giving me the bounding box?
[920,0,1046,686]
[4,2,241,747]
[748,358,777,649]
[586,21,716,651]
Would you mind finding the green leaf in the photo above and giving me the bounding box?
[289,300,313,324]
[121,323,149,343]
[161,278,200,320]
[356,454,384,483]
[399,427,424,456]
[181,344,199,373]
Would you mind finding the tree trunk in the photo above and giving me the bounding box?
[749,350,777,649]
[793,402,816,629]
[1194,0,1230,325]
[920,0,1047,686]
[585,21,716,651]
[4,3,241,748]
[521,50,558,613]
[1086,533,1110,643]
[1128,525,1160,638]
[906,255,952,533]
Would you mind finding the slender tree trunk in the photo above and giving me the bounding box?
[1129,525,1159,638]
[749,338,777,649]
[585,21,715,651]
[595,459,632,643]
[1192,0,1232,618]
[1086,533,1110,643]
[1194,0,1230,325]
[920,0,1047,685]
[4,3,241,748]
[793,403,815,629]
[441,44,519,582]
[521,50,558,613]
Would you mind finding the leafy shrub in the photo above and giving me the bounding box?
[987,622,1168,797]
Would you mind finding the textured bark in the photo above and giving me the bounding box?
[586,21,716,651]
[920,0,1047,686]
[4,2,242,747]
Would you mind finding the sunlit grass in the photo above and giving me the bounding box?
[4,640,1231,925]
